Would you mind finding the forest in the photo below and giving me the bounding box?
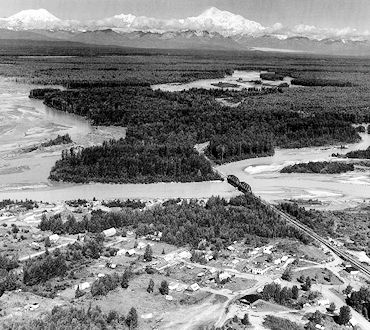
[41,134,72,148]
[0,199,38,210]
[280,161,354,174]
[5,49,370,182]
[279,202,336,237]
[347,287,370,320]
[49,138,220,183]
[343,146,370,159]
[36,83,362,181]
[291,78,354,87]
[39,195,310,248]
[4,305,136,330]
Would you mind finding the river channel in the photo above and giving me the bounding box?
[0,76,369,208]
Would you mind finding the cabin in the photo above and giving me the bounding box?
[102,227,117,238]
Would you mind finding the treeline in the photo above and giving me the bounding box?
[29,88,60,99]
[280,161,354,174]
[41,85,361,172]
[39,195,309,247]
[261,282,301,309]
[28,65,365,182]
[23,249,67,286]
[347,287,370,320]
[260,73,284,81]
[41,134,72,148]
[5,305,137,330]
[291,78,353,87]
[0,199,38,210]
[22,235,105,286]
[65,80,150,89]
[279,202,335,237]
[102,199,146,209]
[49,139,221,183]
[343,146,370,159]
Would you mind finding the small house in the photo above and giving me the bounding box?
[49,234,59,243]
[102,228,117,238]
[126,249,136,257]
[188,283,200,292]
[346,266,359,275]
[75,282,90,291]
[30,242,41,250]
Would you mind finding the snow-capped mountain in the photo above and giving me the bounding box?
[1,7,370,55]
[0,7,368,41]
[84,7,265,36]
[182,7,265,36]
[0,9,62,30]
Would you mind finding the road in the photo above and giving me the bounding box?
[269,203,370,279]
[219,171,370,279]
[18,238,76,262]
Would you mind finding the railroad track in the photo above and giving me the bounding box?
[224,173,370,279]
[267,203,370,279]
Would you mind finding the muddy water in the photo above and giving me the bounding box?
[0,78,236,202]
[151,70,292,92]
[0,77,369,207]
[217,127,370,210]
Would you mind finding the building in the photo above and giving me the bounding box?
[102,227,117,238]
[250,267,266,275]
[126,249,136,257]
[75,282,90,291]
[49,234,59,243]
[187,283,200,292]
[345,266,359,275]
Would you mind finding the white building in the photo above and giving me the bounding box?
[102,228,117,238]
[188,283,200,292]
[49,234,59,243]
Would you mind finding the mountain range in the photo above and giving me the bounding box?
[1,8,370,55]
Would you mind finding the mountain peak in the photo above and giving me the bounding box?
[2,8,61,30]
[191,6,264,36]
[200,7,225,17]
[9,9,60,22]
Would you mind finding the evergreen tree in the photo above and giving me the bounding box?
[45,236,51,248]
[337,305,351,325]
[302,277,312,291]
[292,285,299,300]
[75,286,84,298]
[126,307,138,329]
[121,272,129,289]
[281,268,293,281]
[241,313,250,326]
[328,302,336,313]
[144,245,153,262]
[309,310,322,324]
[343,284,353,295]
[159,280,169,295]
[147,279,154,293]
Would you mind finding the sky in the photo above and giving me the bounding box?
[0,0,369,31]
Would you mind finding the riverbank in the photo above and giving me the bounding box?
[216,127,370,210]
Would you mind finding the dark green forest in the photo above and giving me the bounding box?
[35,84,361,182]
[39,195,309,247]
[343,146,370,159]
[280,161,354,174]
[49,138,220,183]
[4,49,370,183]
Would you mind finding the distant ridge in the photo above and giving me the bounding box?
[0,7,370,55]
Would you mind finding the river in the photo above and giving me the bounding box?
[0,77,369,208]
[217,129,370,210]
[0,77,236,202]
[151,70,293,92]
